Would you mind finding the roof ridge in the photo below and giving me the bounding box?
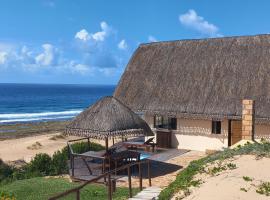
[139,33,270,47]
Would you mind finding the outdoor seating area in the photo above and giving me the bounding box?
[67,136,187,181]
[123,137,157,152]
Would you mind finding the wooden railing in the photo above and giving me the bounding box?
[48,159,152,200]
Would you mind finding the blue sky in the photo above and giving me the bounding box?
[0,0,270,85]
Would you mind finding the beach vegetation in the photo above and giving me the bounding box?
[0,141,104,184]
[0,160,14,183]
[243,176,253,182]
[159,141,270,200]
[240,187,248,192]
[49,134,66,140]
[256,181,270,196]
[26,141,42,150]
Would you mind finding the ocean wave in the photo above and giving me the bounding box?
[0,116,74,123]
[0,110,82,124]
[0,110,82,119]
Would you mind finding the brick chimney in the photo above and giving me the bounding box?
[242,99,255,140]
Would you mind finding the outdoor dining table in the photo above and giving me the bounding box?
[109,150,141,175]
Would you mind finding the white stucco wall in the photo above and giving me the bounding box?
[172,118,228,151]
[144,115,228,151]
[171,134,228,151]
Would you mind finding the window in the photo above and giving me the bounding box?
[212,120,221,134]
[154,115,177,130]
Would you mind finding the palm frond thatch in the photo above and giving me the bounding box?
[65,96,153,139]
[114,34,270,124]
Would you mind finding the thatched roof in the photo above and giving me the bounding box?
[114,34,270,123]
[65,96,153,139]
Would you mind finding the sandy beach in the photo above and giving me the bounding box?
[0,132,78,162]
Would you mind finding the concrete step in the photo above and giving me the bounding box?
[129,186,162,200]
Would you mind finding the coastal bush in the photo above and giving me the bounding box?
[0,159,14,182]
[0,141,105,184]
[0,142,104,184]
[159,141,270,200]
[51,150,68,175]
[63,141,105,155]
[256,182,270,196]
[27,153,52,176]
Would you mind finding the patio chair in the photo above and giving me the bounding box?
[123,137,156,152]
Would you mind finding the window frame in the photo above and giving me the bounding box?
[212,120,221,134]
[154,115,177,130]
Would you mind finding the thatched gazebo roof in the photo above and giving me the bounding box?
[114,34,270,124]
[65,96,153,139]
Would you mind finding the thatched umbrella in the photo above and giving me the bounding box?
[65,96,153,151]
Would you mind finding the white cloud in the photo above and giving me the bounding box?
[71,63,92,75]
[92,21,110,42]
[0,52,8,65]
[148,35,158,42]
[118,39,128,50]
[75,21,111,43]
[35,44,56,66]
[179,9,221,37]
[75,29,90,41]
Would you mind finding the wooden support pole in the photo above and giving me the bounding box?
[87,138,90,150]
[105,137,109,152]
[107,174,112,200]
[139,162,142,191]
[128,166,132,198]
[76,190,80,200]
[148,160,151,186]
[71,155,74,177]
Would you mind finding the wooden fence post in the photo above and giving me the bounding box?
[139,162,142,191]
[87,138,90,150]
[107,174,112,200]
[76,190,80,200]
[148,160,151,186]
[128,166,132,198]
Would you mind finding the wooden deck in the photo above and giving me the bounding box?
[69,148,188,182]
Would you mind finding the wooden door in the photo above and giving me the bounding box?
[156,131,171,148]
[231,120,242,145]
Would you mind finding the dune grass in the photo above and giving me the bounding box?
[0,177,138,200]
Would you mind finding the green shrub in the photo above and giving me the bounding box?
[64,141,104,155]
[243,176,253,182]
[256,182,270,196]
[27,153,52,176]
[0,159,14,182]
[0,142,105,184]
[51,150,68,175]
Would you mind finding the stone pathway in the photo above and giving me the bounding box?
[128,186,162,200]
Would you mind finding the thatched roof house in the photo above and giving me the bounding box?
[66,96,153,139]
[114,34,270,123]
[114,34,270,151]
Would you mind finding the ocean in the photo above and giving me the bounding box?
[0,83,115,124]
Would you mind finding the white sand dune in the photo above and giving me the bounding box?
[183,155,270,200]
